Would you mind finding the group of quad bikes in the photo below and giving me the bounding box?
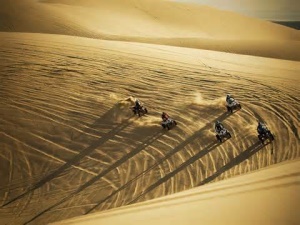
[132,95,274,145]
[132,102,177,130]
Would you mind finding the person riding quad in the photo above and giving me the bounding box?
[226,94,231,103]
[161,112,169,121]
[226,94,235,104]
[257,121,267,135]
[215,121,224,133]
[134,99,142,111]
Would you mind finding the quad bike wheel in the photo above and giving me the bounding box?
[216,134,222,143]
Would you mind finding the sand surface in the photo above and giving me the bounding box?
[0,0,299,224]
[50,158,300,225]
[0,0,299,60]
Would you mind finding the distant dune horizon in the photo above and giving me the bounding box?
[0,0,299,60]
[272,21,300,30]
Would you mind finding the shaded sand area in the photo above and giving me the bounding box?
[0,32,299,224]
[51,158,300,225]
[0,0,299,60]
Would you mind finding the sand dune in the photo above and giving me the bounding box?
[0,0,299,60]
[0,0,299,224]
[0,32,299,224]
[50,158,300,225]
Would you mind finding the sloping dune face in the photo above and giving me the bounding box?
[40,0,299,39]
[0,32,299,224]
[0,0,299,60]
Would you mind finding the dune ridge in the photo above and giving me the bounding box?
[0,0,299,60]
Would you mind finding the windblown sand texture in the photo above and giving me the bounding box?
[0,0,299,224]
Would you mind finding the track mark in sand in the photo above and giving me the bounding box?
[1,36,299,224]
[0,131,97,176]
[13,145,34,218]
[84,112,230,213]
[3,101,101,139]
[1,147,14,206]
[1,118,132,208]
[241,76,299,103]
[198,141,267,186]
[209,65,299,160]
[29,133,108,165]
[22,130,166,224]
[128,141,221,205]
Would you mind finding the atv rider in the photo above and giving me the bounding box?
[226,94,231,103]
[161,112,170,121]
[215,121,224,133]
[257,121,267,135]
[226,94,235,105]
[134,98,142,111]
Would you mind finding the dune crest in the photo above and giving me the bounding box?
[0,0,299,60]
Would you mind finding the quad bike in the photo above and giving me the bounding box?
[161,118,177,130]
[226,98,242,113]
[216,128,232,143]
[258,128,275,144]
[132,106,148,117]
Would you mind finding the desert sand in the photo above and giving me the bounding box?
[0,0,300,60]
[0,0,299,224]
[50,158,300,225]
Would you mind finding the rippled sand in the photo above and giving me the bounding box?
[0,32,299,224]
[0,0,300,224]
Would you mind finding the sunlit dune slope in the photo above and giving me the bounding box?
[0,0,299,60]
[0,32,299,224]
[51,159,300,225]
[0,0,92,36]
[41,0,299,39]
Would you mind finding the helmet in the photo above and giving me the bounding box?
[226,94,230,98]
[216,120,220,125]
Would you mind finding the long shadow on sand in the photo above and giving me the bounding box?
[198,141,267,186]
[1,104,134,208]
[22,111,233,224]
[85,111,231,213]
[23,129,166,225]
[127,141,221,205]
